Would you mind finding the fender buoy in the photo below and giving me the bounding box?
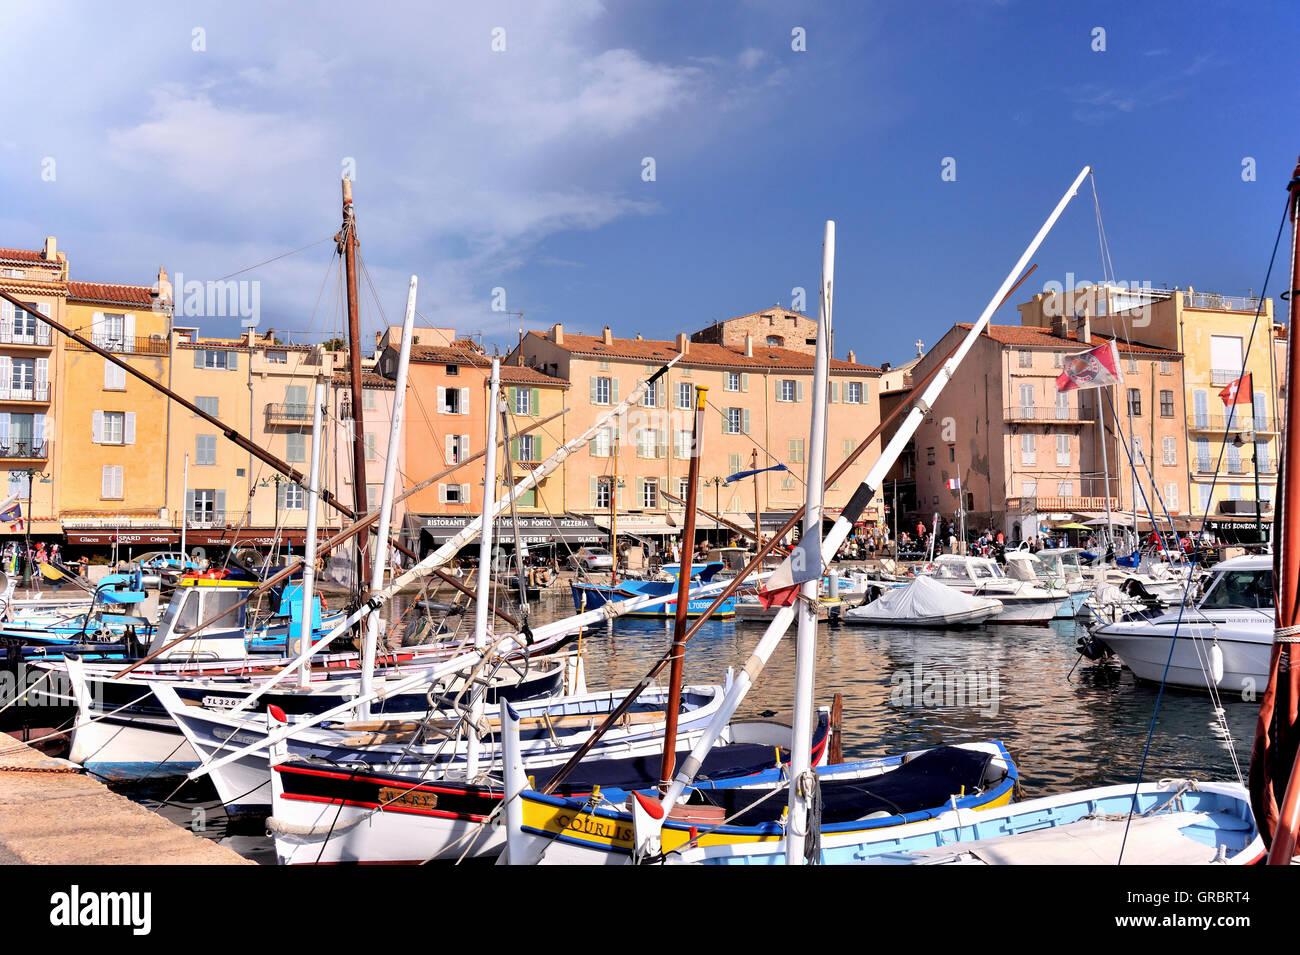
[1209,643,1225,685]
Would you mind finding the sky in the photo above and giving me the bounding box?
[1,0,1296,367]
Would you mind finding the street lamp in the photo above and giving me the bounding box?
[709,476,723,543]
[19,469,50,588]
[259,475,287,561]
[1232,432,1264,548]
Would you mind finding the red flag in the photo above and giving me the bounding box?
[1056,340,1123,392]
[755,582,800,609]
[1219,372,1253,406]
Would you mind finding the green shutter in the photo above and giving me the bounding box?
[531,387,540,414]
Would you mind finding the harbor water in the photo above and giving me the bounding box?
[121,590,1257,863]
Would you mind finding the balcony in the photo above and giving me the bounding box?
[1004,406,1094,424]
[1007,495,1118,513]
[0,441,47,461]
[1188,413,1277,433]
[0,322,52,347]
[68,335,170,356]
[0,382,50,403]
[1185,292,1261,313]
[265,402,312,426]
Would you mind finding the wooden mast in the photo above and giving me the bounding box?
[658,384,707,793]
[1252,155,1300,863]
[337,177,371,586]
[752,447,762,561]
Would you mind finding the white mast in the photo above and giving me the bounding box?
[180,452,188,564]
[358,275,418,719]
[786,220,833,864]
[466,358,501,777]
[296,362,327,688]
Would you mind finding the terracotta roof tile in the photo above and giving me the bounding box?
[956,323,1182,358]
[0,248,52,265]
[529,330,879,374]
[333,369,395,389]
[67,281,156,307]
[499,364,570,387]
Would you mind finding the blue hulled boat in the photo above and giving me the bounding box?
[570,561,737,618]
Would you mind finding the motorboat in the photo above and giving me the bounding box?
[1003,549,1092,619]
[920,555,1069,624]
[841,575,1003,628]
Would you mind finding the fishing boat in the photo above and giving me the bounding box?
[840,575,1003,628]
[1080,554,1272,692]
[570,562,737,618]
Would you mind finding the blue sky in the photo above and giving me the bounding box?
[1,1,1295,367]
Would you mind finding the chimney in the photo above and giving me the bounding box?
[744,332,753,357]
[153,266,173,308]
[847,348,857,365]
[636,333,643,341]
[880,361,891,372]
[602,325,613,345]
[1050,313,1068,339]
[42,236,56,261]
[1077,312,1091,345]
[549,322,564,345]
[675,332,688,353]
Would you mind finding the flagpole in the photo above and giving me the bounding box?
[1099,383,1115,553]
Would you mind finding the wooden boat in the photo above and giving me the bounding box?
[570,562,737,618]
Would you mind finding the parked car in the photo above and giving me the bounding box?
[569,546,614,574]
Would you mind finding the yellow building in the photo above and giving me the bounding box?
[1021,285,1279,543]
[58,274,173,547]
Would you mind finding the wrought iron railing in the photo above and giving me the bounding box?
[0,382,50,402]
[1004,406,1094,423]
[0,441,47,459]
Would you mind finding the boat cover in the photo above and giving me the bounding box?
[851,576,995,623]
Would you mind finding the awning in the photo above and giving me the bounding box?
[593,515,680,536]
[61,528,328,548]
[410,513,604,546]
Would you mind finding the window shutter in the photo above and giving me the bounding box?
[215,489,226,521]
[609,378,619,403]
[589,476,597,508]
[35,357,49,397]
[101,466,112,498]
[589,377,598,403]
[123,313,135,348]
[185,489,195,520]
[103,360,114,390]
[736,373,746,392]
[0,356,9,397]
[446,434,455,465]
[124,412,136,445]
[0,299,10,332]
[277,481,287,510]
[92,311,105,346]
[796,380,804,402]
[439,483,447,504]
[0,413,9,448]
[616,480,623,507]
[636,477,644,505]
[742,409,751,434]
[509,436,518,462]
[32,413,44,450]
[531,387,540,413]
[227,350,239,370]
[461,433,470,458]
[460,483,470,501]
[656,430,666,458]
[92,410,104,444]
[194,349,203,368]
[830,381,839,403]
[460,387,469,414]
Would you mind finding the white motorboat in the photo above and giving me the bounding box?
[1083,554,1272,693]
[840,575,1003,628]
[1004,549,1092,619]
[921,555,1070,624]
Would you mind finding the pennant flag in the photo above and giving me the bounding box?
[0,498,22,534]
[1056,340,1123,392]
[724,463,788,485]
[755,531,822,608]
[946,477,961,491]
[1219,372,1253,406]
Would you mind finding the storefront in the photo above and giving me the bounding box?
[408,514,604,559]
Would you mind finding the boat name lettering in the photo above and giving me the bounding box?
[201,695,243,709]
[377,786,438,811]
[556,812,632,843]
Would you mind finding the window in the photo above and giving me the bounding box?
[286,433,306,463]
[1227,441,1242,474]
[642,478,659,509]
[766,336,782,347]
[789,439,805,463]
[101,465,123,500]
[948,445,955,463]
[446,364,458,376]
[1160,360,1172,375]
[726,407,742,434]
[1023,478,1037,498]
[190,489,221,523]
[595,479,611,510]
[1127,388,1141,416]
[1018,350,1033,368]
[676,382,692,410]
[1199,483,1212,512]
[10,358,35,397]
[100,313,125,349]
[267,350,288,364]
[778,379,798,403]
[1162,437,1177,466]
[515,388,533,416]
[195,396,219,417]
[196,435,217,466]
[517,434,536,462]
[926,447,936,466]
[674,430,692,460]
[1164,483,1179,511]
[726,372,740,392]
[636,429,664,458]
[1257,439,1271,473]
[679,478,691,500]
[201,350,229,369]
[1196,438,1211,471]
[446,433,468,464]
[440,483,468,504]
[1160,390,1174,417]
[364,432,377,461]
[589,428,612,458]
[101,411,125,445]
[1057,481,1073,497]
[362,388,376,411]
[1054,392,1069,420]
[1019,384,1035,418]
[1021,434,1036,465]
[1056,434,1070,466]
[440,386,467,414]
[1126,358,1138,374]
[283,484,306,510]
[728,453,741,475]
[104,360,126,391]
[845,382,863,404]
[643,380,659,408]
[781,475,795,490]
[364,485,377,510]
[1053,352,1064,368]
[593,376,612,405]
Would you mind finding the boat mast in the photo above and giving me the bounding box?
[610,427,619,585]
[658,383,707,794]
[1253,156,1300,863]
[296,362,327,688]
[1098,382,1115,552]
[180,452,188,564]
[358,275,417,720]
[337,177,371,587]
[752,448,762,559]
[786,221,833,864]
[466,359,502,778]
